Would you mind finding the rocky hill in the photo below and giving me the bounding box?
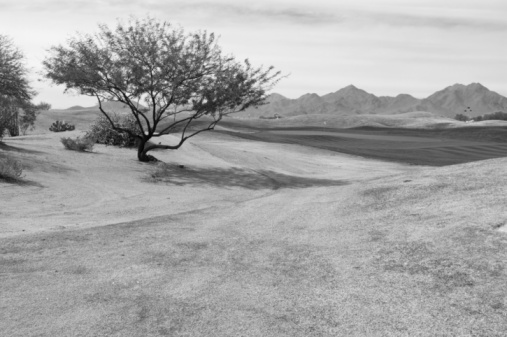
[238,83,507,118]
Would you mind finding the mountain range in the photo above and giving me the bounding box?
[238,83,507,118]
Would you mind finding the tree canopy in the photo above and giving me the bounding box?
[0,35,50,137]
[44,17,283,161]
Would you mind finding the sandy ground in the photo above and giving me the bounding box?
[0,131,414,238]
[3,129,507,336]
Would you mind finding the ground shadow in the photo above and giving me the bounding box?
[0,176,44,187]
[0,142,45,155]
[147,164,348,190]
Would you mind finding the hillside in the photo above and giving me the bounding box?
[2,130,507,336]
[238,83,507,118]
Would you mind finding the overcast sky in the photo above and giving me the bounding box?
[1,0,506,108]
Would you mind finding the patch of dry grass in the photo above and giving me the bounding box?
[2,124,507,336]
[2,158,507,336]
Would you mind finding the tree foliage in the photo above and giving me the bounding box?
[85,114,140,147]
[0,35,50,137]
[43,17,283,161]
[455,111,507,122]
[473,111,507,122]
[454,113,470,122]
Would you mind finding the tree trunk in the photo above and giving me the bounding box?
[7,110,19,137]
[137,139,149,162]
[137,138,157,162]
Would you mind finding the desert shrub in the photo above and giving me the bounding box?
[473,111,507,122]
[0,157,23,181]
[49,120,75,132]
[85,115,140,147]
[454,113,470,122]
[60,136,94,152]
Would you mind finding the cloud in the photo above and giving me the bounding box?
[3,0,505,31]
[149,1,507,31]
[152,1,341,26]
[362,11,507,31]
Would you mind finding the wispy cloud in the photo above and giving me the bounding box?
[2,0,505,31]
[361,11,507,31]
[154,1,341,26]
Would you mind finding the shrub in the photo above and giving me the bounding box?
[49,120,75,132]
[454,114,470,122]
[60,136,95,152]
[85,115,140,147]
[474,111,507,122]
[0,157,23,182]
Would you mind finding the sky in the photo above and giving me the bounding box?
[1,0,506,108]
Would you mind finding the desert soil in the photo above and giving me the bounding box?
[0,130,413,238]
[2,129,507,336]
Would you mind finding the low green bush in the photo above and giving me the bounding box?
[0,157,23,182]
[60,136,95,152]
[85,115,140,147]
[49,120,75,132]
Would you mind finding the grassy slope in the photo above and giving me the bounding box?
[3,109,507,335]
[219,126,507,166]
[2,156,507,336]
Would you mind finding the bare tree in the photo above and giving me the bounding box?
[43,17,283,161]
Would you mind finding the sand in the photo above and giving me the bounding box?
[0,130,415,238]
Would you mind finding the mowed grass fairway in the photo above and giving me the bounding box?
[219,124,507,166]
[2,118,507,336]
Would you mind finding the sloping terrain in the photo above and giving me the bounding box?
[2,129,507,336]
[217,121,507,166]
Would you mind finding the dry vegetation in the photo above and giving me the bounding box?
[0,156,23,182]
[1,117,507,336]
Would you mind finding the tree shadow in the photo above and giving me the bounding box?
[0,142,45,155]
[147,164,348,190]
[0,175,44,187]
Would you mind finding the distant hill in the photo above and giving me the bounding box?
[94,101,148,112]
[238,83,507,118]
[65,105,86,111]
[60,85,507,120]
[61,100,148,112]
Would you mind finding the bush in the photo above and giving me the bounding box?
[454,114,470,122]
[49,120,75,132]
[60,136,94,152]
[85,115,140,147]
[473,111,507,122]
[0,157,23,182]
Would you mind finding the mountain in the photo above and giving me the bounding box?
[419,83,507,117]
[238,83,507,118]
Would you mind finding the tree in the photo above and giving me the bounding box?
[454,113,469,122]
[0,35,50,138]
[43,17,283,161]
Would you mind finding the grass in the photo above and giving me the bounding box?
[3,119,507,335]
[148,162,347,190]
[2,157,507,336]
[219,126,507,166]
